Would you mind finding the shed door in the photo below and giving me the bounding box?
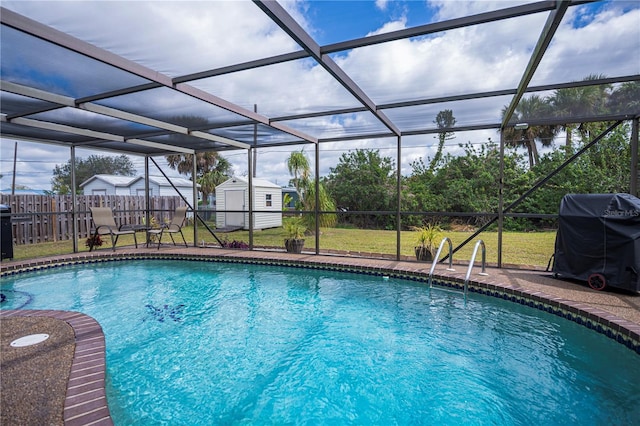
[225,190,245,227]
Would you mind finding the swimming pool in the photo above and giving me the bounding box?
[2,259,639,424]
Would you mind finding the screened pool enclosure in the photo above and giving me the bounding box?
[1,1,638,265]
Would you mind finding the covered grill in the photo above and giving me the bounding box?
[553,193,640,292]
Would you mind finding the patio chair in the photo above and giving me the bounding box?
[89,207,138,251]
[147,206,188,250]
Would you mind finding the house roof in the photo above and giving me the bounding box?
[0,188,48,195]
[129,175,199,188]
[80,174,198,189]
[79,174,135,188]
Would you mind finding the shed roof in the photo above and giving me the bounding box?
[1,1,638,157]
[218,176,281,189]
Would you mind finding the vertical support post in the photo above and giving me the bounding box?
[396,135,402,261]
[145,155,150,232]
[192,152,198,247]
[315,142,320,254]
[248,148,254,249]
[498,131,505,268]
[253,104,258,178]
[11,142,17,195]
[251,105,257,249]
[70,146,78,253]
[631,118,639,197]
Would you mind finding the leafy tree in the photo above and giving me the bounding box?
[405,139,534,229]
[429,109,456,172]
[325,149,396,229]
[501,95,557,168]
[51,154,136,194]
[404,157,446,217]
[516,119,631,230]
[432,141,531,226]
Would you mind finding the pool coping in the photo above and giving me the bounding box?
[0,309,112,426]
[1,249,639,424]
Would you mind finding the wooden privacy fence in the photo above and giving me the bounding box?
[0,195,185,245]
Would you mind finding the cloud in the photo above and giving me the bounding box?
[338,12,546,103]
[429,0,532,21]
[375,0,390,11]
[532,6,640,84]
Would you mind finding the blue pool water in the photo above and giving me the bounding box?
[1,260,639,425]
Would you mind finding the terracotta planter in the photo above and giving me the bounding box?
[415,246,433,262]
[285,239,305,254]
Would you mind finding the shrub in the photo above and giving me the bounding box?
[85,234,103,248]
[221,239,249,249]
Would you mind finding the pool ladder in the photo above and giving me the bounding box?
[428,238,488,298]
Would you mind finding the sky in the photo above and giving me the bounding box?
[0,0,638,192]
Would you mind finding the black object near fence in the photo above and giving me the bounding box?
[1,204,13,259]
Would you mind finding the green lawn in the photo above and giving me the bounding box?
[7,226,556,268]
[219,227,555,267]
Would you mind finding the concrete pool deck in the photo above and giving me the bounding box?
[1,246,639,425]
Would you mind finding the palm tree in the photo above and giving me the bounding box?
[552,74,611,151]
[166,152,232,203]
[304,182,337,228]
[285,150,336,229]
[608,81,640,114]
[196,157,233,204]
[429,109,456,173]
[501,95,557,168]
[166,152,221,177]
[286,150,311,206]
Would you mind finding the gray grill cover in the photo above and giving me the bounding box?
[553,193,640,292]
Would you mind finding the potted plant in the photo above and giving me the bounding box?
[413,223,442,262]
[283,217,307,254]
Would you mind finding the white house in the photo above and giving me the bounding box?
[81,174,199,207]
[215,177,282,230]
[80,174,135,196]
[128,176,199,207]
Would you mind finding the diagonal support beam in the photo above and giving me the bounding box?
[253,0,401,137]
[501,0,570,128]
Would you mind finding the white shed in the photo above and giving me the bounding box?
[129,175,199,207]
[80,174,135,196]
[215,177,282,230]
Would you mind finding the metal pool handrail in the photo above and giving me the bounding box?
[428,237,456,289]
[463,239,489,297]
